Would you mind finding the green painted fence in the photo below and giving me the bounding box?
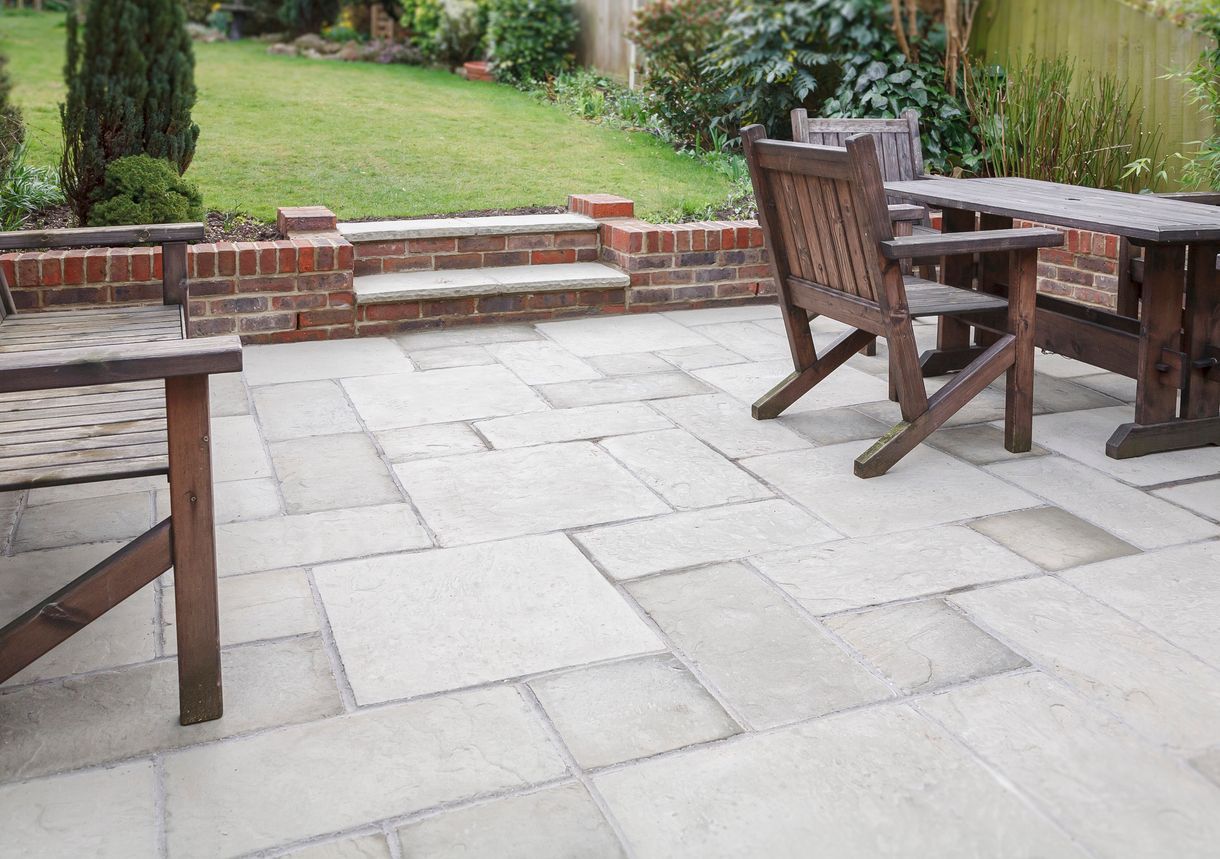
[972,0,1215,179]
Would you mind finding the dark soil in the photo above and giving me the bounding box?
[17,205,283,243]
[345,205,567,222]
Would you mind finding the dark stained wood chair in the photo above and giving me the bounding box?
[0,223,242,726]
[741,126,1064,477]
[1117,191,1220,318]
[792,109,926,184]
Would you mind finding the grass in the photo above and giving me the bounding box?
[1,10,729,220]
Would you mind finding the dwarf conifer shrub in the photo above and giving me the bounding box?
[88,155,203,227]
[487,0,578,83]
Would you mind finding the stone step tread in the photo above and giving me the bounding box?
[338,214,599,243]
[354,263,629,304]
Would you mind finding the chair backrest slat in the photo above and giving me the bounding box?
[743,131,896,307]
[792,109,926,183]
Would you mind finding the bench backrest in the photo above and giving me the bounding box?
[791,109,926,182]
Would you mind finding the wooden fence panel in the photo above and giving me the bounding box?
[574,0,637,81]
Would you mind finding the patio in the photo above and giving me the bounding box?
[2,304,1219,857]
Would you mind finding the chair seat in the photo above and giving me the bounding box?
[0,305,182,490]
[903,277,1008,317]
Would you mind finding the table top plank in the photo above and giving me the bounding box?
[884,177,1220,243]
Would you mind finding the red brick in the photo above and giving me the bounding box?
[85,249,108,282]
[328,291,354,308]
[567,193,634,219]
[113,282,164,302]
[62,250,87,285]
[190,317,237,336]
[238,313,295,333]
[237,244,258,276]
[315,243,335,270]
[236,276,296,294]
[40,251,64,287]
[190,279,236,297]
[457,235,507,252]
[276,206,337,235]
[297,244,315,272]
[421,297,477,317]
[383,255,432,272]
[531,249,576,265]
[258,246,278,274]
[361,302,422,321]
[354,240,406,258]
[42,286,107,306]
[434,253,483,270]
[554,232,597,249]
[192,247,217,279]
[271,293,328,310]
[299,308,354,327]
[337,242,353,270]
[576,248,599,262]
[211,296,268,314]
[506,234,553,251]
[215,243,237,276]
[482,251,530,267]
[15,256,39,287]
[295,272,352,292]
[354,258,383,276]
[276,241,298,272]
[0,256,15,288]
[153,249,163,280]
[408,237,456,254]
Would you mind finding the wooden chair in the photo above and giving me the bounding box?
[741,126,1063,477]
[792,109,926,184]
[0,223,242,726]
[1117,191,1220,318]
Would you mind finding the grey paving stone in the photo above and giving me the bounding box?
[409,344,495,370]
[575,499,839,580]
[601,429,772,510]
[22,475,164,506]
[156,477,281,525]
[661,305,780,325]
[1021,406,1220,486]
[210,414,274,482]
[627,563,892,729]
[13,492,151,553]
[777,406,891,446]
[1153,478,1220,520]
[163,568,318,653]
[285,834,392,859]
[987,456,1220,550]
[397,784,625,859]
[744,443,1039,538]
[375,422,487,461]
[695,321,791,361]
[826,600,1028,693]
[530,654,739,768]
[595,704,1086,858]
[216,504,430,575]
[1073,371,1138,403]
[922,672,1220,857]
[1192,747,1220,787]
[656,344,747,371]
[476,403,672,448]
[270,432,401,513]
[586,352,673,376]
[0,636,342,781]
[538,373,711,408]
[343,366,547,431]
[968,506,1139,571]
[1017,374,1124,414]
[752,525,1038,615]
[855,386,1009,429]
[209,371,251,416]
[252,379,363,441]
[162,686,567,858]
[538,315,712,356]
[487,340,601,384]
[0,542,157,684]
[313,534,661,703]
[1032,352,1100,378]
[651,394,811,459]
[926,423,1049,465]
[396,442,667,545]
[950,577,1220,754]
[395,323,540,350]
[1059,542,1220,667]
[243,338,414,385]
[0,761,158,858]
[693,360,889,413]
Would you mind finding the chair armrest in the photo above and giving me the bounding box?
[888,204,925,223]
[880,228,1063,260]
[0,336,243,394]
[0,223,205,252]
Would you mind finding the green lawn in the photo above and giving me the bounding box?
[1,10,728,220]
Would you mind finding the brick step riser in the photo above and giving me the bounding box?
[352,231,600,277]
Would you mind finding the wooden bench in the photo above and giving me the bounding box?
[0,223,242,725]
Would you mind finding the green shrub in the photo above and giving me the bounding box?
[629,0,730,149]
[966,54,1163,192]
[487,0,578,83]
[0,50,23,181]
[60,0,200,222]
[1,142,64,232]
[402,0,490,64]
[1171,10,1220,188]
[280,0,341,34]
[88,155,204,227]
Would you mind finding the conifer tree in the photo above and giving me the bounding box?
[0,50,23,179]
[60,0,200,221]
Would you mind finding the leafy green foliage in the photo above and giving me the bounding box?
[966,54,1163,192]
[487,0,579,83]
[1170,10,1220,188]
[280,0,341,35]
[1,141,63,232]
[0,49,23,181]
[708,0,878,137]
[629,0,730,149]
[60,0,200,221]
[402,0,490,64]
[87,154,203,226]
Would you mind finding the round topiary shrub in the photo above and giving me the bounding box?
[88,155,204,227]
[487,0,578,84]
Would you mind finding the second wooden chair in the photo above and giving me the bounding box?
[741,126,1064,477]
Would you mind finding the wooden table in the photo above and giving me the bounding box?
[885,177,1220,458]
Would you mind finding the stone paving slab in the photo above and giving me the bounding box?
[252,379,363,441]
[243,338,414,386]
[344,366,547,430]
[270,432,401,514]
[968,505,1140,571]
[538,315,712,356]
[475,402,672,448]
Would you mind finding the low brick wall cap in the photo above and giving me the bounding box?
[277,206,338,236]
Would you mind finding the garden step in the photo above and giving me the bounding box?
[354,262,629,304]
[338,214,599,243]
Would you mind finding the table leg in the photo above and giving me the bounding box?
[920,207,986,376]
[1106,243,1220,457]
[1182,242,1220,419]
[975,213,1014,349]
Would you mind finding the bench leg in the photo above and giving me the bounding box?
[1005,248,1037,453]
[165,374,223,725]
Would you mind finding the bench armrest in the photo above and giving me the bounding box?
[888,203,926,223]
[0,336,243,394]
[880,228,1063,261]
[0,223,204,252]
